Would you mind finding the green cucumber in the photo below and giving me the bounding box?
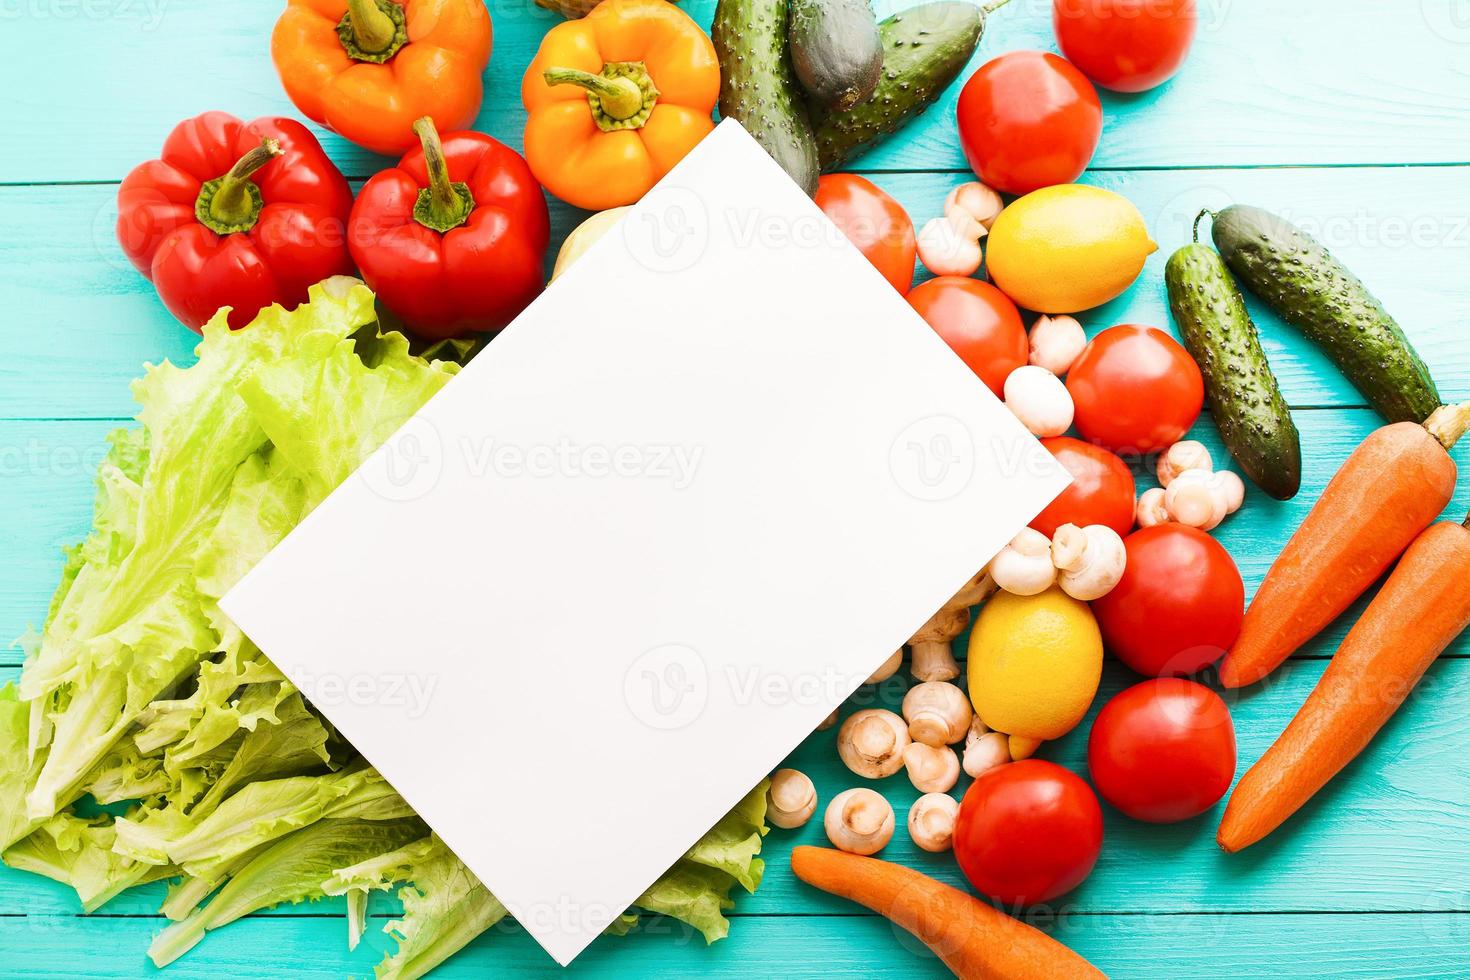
[809,1,986,171]
[1166,225,1302,500]
[1211,204,1440,424]
[712,0,820,195]
[789,0,884,111]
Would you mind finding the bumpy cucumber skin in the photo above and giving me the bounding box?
[1212,204,1440,424]
[789,0,884,111]
[713,0,821,195]
[809,1,983,171]
[1166,243,1303,500]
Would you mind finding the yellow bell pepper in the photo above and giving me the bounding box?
[521,0,719,210]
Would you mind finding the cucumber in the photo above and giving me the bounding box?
[712,0,821,195]
[789,0,884,111]
[1211,204,1440,424]
[809,1,985,172]
[1166,232,1303,500]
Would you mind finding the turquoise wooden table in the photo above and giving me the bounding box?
[4,0,1470,976]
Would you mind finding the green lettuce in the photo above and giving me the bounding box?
[633,780,770,943]
[325,835,509,980]
[0,284,773,977]
[149,818,427,967]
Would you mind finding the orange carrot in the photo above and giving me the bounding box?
[1219,515,1470,853]
[790,846,1106,979]
[1219,402,1470,689]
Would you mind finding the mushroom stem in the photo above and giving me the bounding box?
[837,710,910,779]
[907,793,960,852]
[902,681,973,747]
[767,769,818,829]
[824,788,895,855]
[903,743,960,793]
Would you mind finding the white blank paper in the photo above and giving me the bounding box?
[221,120,1069,966]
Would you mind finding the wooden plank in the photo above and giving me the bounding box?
[4,166,1468,420]
[6,408,1469,667]
[4,656,1470,918]
[2,910,1467,978]
[4,1,1470,183]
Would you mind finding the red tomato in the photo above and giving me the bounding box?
[1031,436,1136,538]
[954,760,1104,906]
[955,51,1103,195]
[1067,325,1204,455]
[1092,525,1244,676]
[1088,678,1236,822]
[907,278,1027,397]
[814,174,917,294]
[1054,0,1197,94]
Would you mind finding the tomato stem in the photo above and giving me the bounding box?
[194,138,281,235]
[411,117,475,234]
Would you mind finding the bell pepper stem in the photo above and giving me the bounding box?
[543,68,643,120]
[411,117,475,234]
[348,0,396,53]
[542,64,659,130]
[337,0,407,63]
[195,138,281,235]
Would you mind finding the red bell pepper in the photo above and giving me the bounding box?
[117,111,355,332]
[348,117,550,339]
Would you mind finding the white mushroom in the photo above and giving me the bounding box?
[1003,365,1074,437]
[816,708,839,732]
[944,181,1004,230]
[767,768,818,829]
[903,742,961,793]
[1164,468,1224,530]
[989,527,1057,597]
[907,793,960,853]
[1052,523,1127,601]
[902,681,973,747]
[917,213,983,278]
[1156,440,1213,487]
[824,788,895,855]
[963,728,1011,778]
[865,649,903,685]
[1135,486,1171,528]
[837,709,910,779]
[1028,314,1088,376]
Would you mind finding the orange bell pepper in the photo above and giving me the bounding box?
[272,0,492,156]
[522,0,719,210]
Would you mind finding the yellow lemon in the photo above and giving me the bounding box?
[967,586,1103,741]
[985,184,1157,313]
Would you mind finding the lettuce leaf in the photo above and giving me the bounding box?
[2,810,176,912]
[325,836,508,980]
[148,818,426,967]
[632,780,770,943]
